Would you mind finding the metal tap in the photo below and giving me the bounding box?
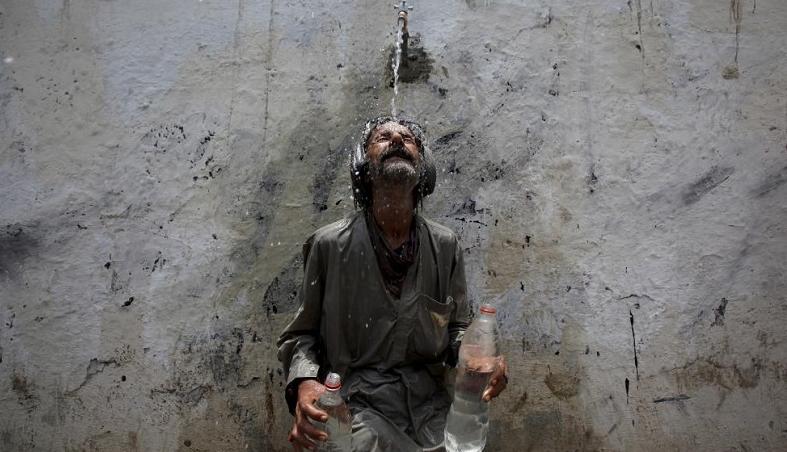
[394,1,412,62]
[394,1,413,35]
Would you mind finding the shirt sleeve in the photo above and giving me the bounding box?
[446,235,471,367]
[276,234,325,414]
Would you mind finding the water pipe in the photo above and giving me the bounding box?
[394,1,412,60]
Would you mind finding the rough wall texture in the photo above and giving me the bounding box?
[1,0,786,450]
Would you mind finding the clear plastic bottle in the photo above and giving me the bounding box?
[444,305,500,452]
[314,373,352,452]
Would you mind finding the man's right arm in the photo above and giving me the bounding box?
[277,235,325,413]
[277,235,331,449]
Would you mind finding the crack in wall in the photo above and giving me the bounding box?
[65,358,120,396]
[628,0,645,57]
[653,394,690,403]
[223,0,244,148]
[260,0,277,150]
[636,0,644,58]
[237,376,260,388]
[730,0,743,64]
[619,293,654,303]
[629,310,640,381]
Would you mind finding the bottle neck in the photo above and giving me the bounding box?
[475,313,496,328]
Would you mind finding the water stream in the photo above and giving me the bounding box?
[390,21,404,117]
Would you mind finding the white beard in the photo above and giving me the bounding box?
[371,158,418,186]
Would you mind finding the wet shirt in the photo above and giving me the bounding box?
[365,210,418,299]
[277,211,471,450]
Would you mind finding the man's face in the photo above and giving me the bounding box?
[365,121,421,187]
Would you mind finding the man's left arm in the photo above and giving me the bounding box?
[446,235,471,367]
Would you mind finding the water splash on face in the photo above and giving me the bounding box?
[390,22,404,118]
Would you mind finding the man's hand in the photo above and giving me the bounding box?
[482,356,508,401]
[288,379,329,451]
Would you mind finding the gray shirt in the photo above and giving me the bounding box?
[277,211,470,450]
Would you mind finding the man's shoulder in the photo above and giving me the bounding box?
[307,212,363,246]
[419,215,459,244]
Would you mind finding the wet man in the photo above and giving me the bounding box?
[277,117,508,451]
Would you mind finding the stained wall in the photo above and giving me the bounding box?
[1,0,786,450]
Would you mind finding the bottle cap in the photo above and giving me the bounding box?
[479,304,496,315]
[324,372,342,390]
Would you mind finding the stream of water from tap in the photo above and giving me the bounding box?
[391,22,404,117]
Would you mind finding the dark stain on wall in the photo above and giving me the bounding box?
[544,370,580,400]
[681,166,734,206]
[751,165,787,197]
[0,224,38,279]
[587,164,599,193]
[12,371,37,405]
[711,298,728,327]
[154,328,250,405]
[208,329,245,391]
[389,33,433,85]
[432,130,463,148]
[311,142,348,213]
[673,357,764,390]
[511,391,528,413]
[141,123,187,152]
[450,197,488,216]
[262,253,303,319]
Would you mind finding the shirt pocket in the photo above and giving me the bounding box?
[408,293,454,361]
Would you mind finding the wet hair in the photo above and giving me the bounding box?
[350,116,436,209]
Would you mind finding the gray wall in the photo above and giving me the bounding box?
[1,0,786,450]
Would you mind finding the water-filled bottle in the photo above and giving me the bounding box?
[314,372,352,452]
[444,305,500,452]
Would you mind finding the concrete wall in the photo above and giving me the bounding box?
[1,0,785,450]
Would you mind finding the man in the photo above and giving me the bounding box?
[277,116,507,451]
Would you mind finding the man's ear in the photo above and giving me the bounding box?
[350,143,371,208]
[417,144,436,199]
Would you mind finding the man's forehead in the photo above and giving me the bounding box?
[371,121,415,136]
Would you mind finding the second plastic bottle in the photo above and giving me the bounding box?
[444,304,500,452]
[314,372,352,452]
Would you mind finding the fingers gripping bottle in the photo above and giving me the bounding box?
[444,305,500,452]
[314,373,352,452]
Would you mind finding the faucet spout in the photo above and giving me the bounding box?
[394,1,413,34]
[398,10,409,35]
[394,1,413,63]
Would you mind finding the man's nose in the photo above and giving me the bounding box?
[390,132,404,145]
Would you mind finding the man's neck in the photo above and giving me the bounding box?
[370,186,415,250]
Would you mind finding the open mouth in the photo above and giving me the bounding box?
[382,147,413,163]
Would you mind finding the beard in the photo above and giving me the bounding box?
[369,145,419,186]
